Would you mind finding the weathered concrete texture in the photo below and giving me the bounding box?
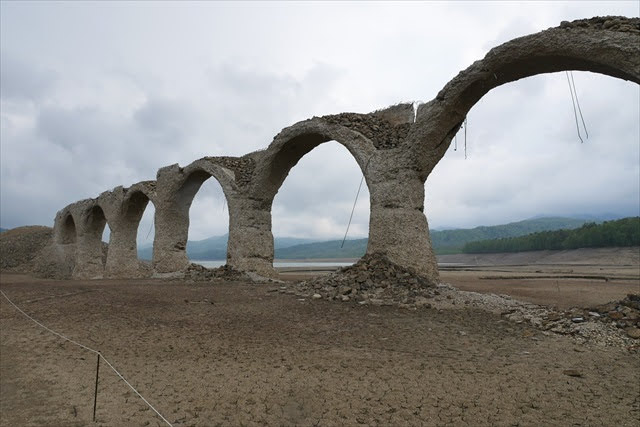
[53,200,107,279]
[0,226,53,271]
[409,16,640,179]
[152,158,238,276]
[0,226,78,279]
[46,16,638,284]
[322,103,414,150]
[98,182,156,278]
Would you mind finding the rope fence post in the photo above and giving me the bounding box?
[0,289,173,426]
[93,352,101,422]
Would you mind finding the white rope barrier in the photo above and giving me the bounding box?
[0,289,173,426]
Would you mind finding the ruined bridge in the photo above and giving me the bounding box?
[52,17,640,282]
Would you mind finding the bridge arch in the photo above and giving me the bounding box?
[63,200,109,279]
[229,117,381,274]
[122,183,158,248]
[54,210,77,245]
[152,158,238,273]
[255,118,377,200]
[47,16,638,283]
[411,17,640,178]
[96,183,158,278]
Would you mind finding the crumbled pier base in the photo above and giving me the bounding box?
[185,263,250,282]
[291,253,438,306]
[540,294,640,340]
[280,256,639,349]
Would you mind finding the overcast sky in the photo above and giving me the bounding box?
[1,1,638,246]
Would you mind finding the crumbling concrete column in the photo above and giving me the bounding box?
[70,200,108,279]
[51,208,78,276]
[365,151,439,282]
[151,158,244,276]
[98,185,155,278]
[152,165,193,275]
[226,193,276,277]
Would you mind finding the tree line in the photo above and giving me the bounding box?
[462,217,640,254]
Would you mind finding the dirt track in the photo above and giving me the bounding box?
[1,271,639,426]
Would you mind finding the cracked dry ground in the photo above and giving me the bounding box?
[1,274,639,426]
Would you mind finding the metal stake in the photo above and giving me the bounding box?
[93,352,101,422]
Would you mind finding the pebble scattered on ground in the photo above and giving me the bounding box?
[257,254,640,351]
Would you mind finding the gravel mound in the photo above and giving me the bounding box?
[186,263,251,282]
[292,253,438,306]
[542,294,640,340]
[0,226,53,272]
[0,225,94,279]
[278,255,639,349]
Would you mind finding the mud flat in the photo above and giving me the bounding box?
[1,259,639,426]
[437,247,639,310]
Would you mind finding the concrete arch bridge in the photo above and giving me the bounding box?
[53,17,639,282]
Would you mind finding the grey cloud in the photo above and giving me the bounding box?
[0,51,55,101]
[1,2,638,241]
[134,97,193,139]
[36,106,102,151]
[482,18,538,52]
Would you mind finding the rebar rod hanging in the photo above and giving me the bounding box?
[566,71,584,143]
[569,71,589,139]
[145,219,154,240]
[464,117,468,159]
[341,175,365,248]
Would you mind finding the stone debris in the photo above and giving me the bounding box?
[0,226,53,271]
[559,16,640,33]
[290,253,438,306]
[185,263,250,282]
[279,257,640,350]
[562,370,584,378]
[321,112,411,150]
[538,293,640,339]
[429,289,640,349]
[205,156,256,187]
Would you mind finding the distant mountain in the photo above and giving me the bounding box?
[463,217,640,253]
[275,239,367,259]
[137,234,317,260]
[430,217,591,254]
[567,213,633,222]
[136,217,599,260]
[529,213,629,222]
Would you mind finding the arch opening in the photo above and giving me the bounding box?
[271,141,370,272]
[425,72,640,242]
[263,131,371,200]
[60,214,77,244]
[87,205,107,238]
[182,171,230,268]
[117,190,154,264]
[135,196,156,263]
[86,205,109,268]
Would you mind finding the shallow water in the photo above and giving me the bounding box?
[193,260,355,269]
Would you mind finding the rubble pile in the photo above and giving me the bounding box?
[559,16,640,33]
[292,253,437,306]
[185,263,250,282]
[540,294,640,340]
[205,156,256,187]
[322,113,411,150]
[285,266,639,348]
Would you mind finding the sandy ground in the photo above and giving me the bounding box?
[1,250,639,426]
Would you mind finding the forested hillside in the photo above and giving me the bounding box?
[135,216,619,260]
[431,217,589,254]
[275,239,367,259]
[462,217,640,254]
